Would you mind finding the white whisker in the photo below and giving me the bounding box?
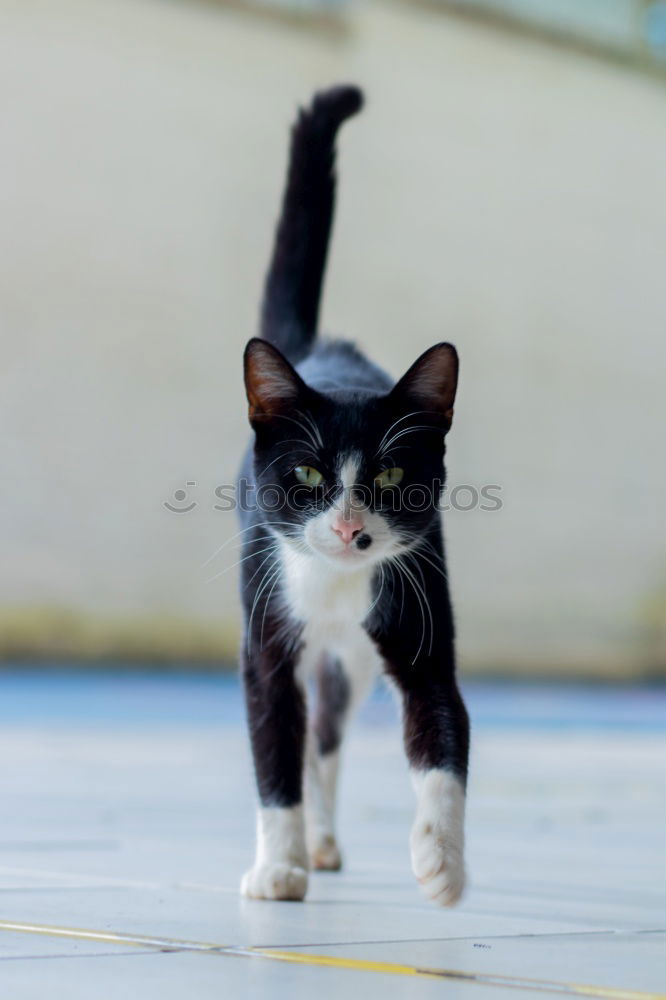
[272,412,321,452]
[411,539,449,582]
[259,450,303,477]
[386,559,405,623]
[206,542,278,584]
[379,425,437,456]
[247,560,283,653]
[260,559,287,647]
[375,410,430,457]
[246,546,280,587]
[202,521,299,568]
[296,409,324,448]
[365,564,386,619]
[392,553,433,662]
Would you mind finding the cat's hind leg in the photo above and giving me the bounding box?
[305,642,378,870]
[305,654,347,870]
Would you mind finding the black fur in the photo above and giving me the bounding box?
[239,86,469,814]
[243,630,306,807]
[314,654,350,757]
[260,86,363,363]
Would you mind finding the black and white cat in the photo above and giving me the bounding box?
[237,86,469,905]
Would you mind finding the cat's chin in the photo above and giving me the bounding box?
[309,543,379,571]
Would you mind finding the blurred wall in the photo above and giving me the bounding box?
[1,0,665,674]
[439,0,666,62]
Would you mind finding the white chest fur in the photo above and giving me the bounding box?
[279,541,375,662]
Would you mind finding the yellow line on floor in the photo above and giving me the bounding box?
[0,920,217,953]
[0,919,663,1000]
[246,948,666,1000]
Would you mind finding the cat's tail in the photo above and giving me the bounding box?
[260,85,364,363]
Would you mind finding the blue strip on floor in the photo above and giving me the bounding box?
[0,670,664,732]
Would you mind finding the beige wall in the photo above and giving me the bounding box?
[1,0,665,674]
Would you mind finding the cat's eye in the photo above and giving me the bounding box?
[374,467,404,488]
[294,465,324,487]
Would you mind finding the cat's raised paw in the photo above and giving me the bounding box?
[240,863,308,901]
[309,834,342,871]
[410,820,465,907]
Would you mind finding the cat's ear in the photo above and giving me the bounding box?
[390,343,459,430]
[243,338,308,425]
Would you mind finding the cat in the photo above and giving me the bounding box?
[237,85,469,905]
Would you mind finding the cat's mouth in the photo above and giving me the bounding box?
[307,538,374,568]
[302,525,397,571]
[328,542,371,563]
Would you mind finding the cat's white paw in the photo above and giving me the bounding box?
[410,769,466,907]
[240,862,308,901]
[309,833,342,871]
[410,818,465,906]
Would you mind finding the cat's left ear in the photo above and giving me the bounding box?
[390,343,459,431]
[243,338,308,426]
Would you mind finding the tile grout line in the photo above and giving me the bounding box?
[0,919,663,1000]
[249,928,666,949]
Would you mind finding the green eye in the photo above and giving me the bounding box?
[294,465,323,487]
[374,467,404,488]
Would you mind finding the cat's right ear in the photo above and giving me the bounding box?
[243,338,307,426]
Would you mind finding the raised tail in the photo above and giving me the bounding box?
[260,85,364,363]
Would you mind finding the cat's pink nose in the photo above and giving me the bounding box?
[331,512,364,545]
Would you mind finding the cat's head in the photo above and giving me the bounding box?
[243,339,458,571]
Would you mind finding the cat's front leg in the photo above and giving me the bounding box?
[401,678,469,905]
[386,665,469,906]
[409,765,466,906]
[241,804,309,901]
[240,642,309,901]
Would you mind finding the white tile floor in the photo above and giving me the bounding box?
[0,674,664,998]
